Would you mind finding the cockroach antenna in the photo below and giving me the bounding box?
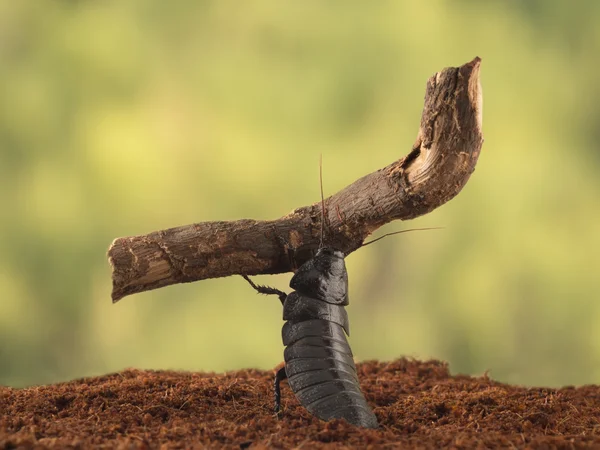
[361,227,444,247]
[319,154,326,249]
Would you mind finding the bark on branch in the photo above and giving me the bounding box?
[108,57,484,302]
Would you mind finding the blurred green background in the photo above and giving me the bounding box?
[1,0,599,388]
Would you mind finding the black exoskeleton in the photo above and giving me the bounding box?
[243,247,379,429]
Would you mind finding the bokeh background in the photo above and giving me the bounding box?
[2,1,600,388]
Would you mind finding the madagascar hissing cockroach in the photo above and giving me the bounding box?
[243,159,439,428]
[243,245,379,428]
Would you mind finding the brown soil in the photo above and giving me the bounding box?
[1,359,599,449]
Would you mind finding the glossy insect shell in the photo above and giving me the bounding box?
[281,246,379,429]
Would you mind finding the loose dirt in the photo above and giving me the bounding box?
[1,359,599,449]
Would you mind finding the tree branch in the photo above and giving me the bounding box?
[108,57,484,302]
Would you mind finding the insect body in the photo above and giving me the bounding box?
[243,247,379,428]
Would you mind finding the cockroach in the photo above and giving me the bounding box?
[243,159,438,428]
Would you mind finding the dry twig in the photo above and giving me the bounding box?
[108,57,484,302]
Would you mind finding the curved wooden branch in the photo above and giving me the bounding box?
[108,57,484,302]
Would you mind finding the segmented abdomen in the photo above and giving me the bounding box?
[282,318,379,428]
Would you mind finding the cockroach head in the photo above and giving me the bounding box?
[316,247,344,260]
[290,246,348,305]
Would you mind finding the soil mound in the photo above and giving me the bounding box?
[1,359,599,449]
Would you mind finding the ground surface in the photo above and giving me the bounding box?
[1,359,599,449]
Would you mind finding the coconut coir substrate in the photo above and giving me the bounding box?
[1,359,599,449]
